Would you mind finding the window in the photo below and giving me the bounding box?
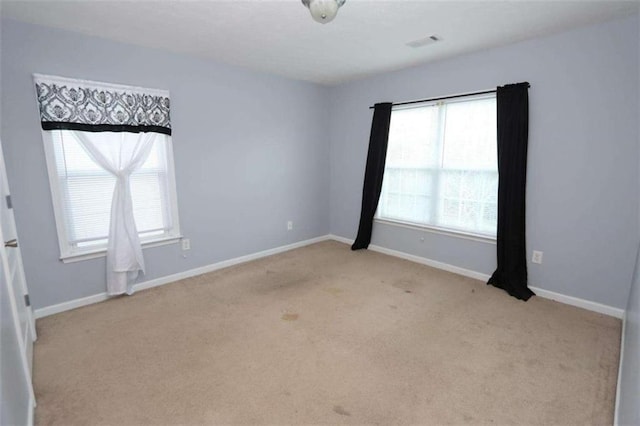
[42,130,181,260]
[376,94,498,238]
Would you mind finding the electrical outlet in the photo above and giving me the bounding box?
[287,221,293,231]
[181,238,191,251]
[532,250,543,264]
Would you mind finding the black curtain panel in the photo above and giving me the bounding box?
[488,82,535,301]
[352,102,393,250]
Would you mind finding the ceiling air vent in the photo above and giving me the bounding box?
[406,35,441,48]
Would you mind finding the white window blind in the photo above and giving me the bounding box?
[377,94,498,238]
[45,129,180,257]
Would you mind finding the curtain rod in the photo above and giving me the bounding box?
[369,89,495,110]
[368,83,530,109]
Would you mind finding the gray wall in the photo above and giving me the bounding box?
[0,8,30,426]
[0,19,330,310]
[618,245,640,425]
[329,16,639,309]
[616,11,640,425]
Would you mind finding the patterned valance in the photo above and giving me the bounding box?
[33,74,171,135]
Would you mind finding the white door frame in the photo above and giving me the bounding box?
[0,138,36,422]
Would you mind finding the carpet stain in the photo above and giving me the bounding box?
[392,279,418,293]
[324,287,344,295]
[389,305,398,310]
[333,405,351,416]
[281,313,299,321]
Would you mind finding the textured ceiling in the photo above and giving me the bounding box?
[2,0,638,85]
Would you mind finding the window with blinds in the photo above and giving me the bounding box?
[43,130,181,258]
[376,94,498,238]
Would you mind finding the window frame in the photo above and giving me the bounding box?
[375,93,498,242]
[41,130,182,263]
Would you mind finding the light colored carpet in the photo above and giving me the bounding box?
[33,241,621,425]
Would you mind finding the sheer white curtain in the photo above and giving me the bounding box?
[72,131,155,295]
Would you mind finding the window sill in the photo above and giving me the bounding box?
[59,236,183,264]
[374,218,496,245]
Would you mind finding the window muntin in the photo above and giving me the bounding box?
[44,130,181,258]
[377,95,498,238]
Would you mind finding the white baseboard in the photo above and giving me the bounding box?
[35,292,111,319]
[614,311,627,426]
[370,242,491,282]
[328,234,624,319]
[328,234,354,245]
[35,233,624,320]
[35,235,331,319]
[528,286,624,319]
[134,235,330,293]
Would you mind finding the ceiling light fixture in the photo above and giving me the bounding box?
[301,0,346,24]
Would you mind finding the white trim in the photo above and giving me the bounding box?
[60,236,182,263]
[614,311,627,426]
[0,233,36,405]
[370,241,491,281]
[164,137,182,245]
[35,235,330,319]
[528,286,624,319]
[133,235,329,293]
[35,292,111,318]
[331,234,489,280]
[374,218,497,245]
[328,234,354,245]
[41,130,71,259]
[327,234,624,319]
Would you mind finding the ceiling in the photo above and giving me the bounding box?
[2,0,638,85]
